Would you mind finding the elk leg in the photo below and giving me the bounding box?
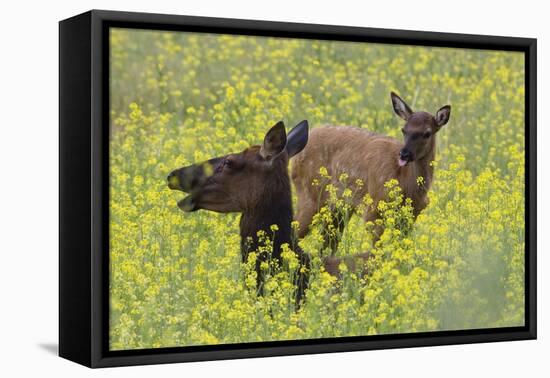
[362,210,384,246]
[255,258,266,297]
[294,252,310,309]
[321,207,351,255]
[323,251,372,279]
[294,195,317,239]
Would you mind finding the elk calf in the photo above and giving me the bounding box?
[291,92,451,253]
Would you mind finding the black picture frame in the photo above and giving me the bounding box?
[59,9,537,368]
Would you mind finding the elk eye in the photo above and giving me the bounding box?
[223,159,233,168]
[423,131,431,139]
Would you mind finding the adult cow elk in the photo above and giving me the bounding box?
[291,92,451,253]
[167,121,310,306]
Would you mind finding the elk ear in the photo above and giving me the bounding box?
[260,121,287,160]
[391,92,413,120]
[286,120,309,157]
[435,105,451,128]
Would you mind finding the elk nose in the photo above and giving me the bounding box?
[167,171,180,190]
[399,149,412,161]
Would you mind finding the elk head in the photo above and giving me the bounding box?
[391,92,451,167]
[167,120,309,214]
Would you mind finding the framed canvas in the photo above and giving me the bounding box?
[59,9,537,368]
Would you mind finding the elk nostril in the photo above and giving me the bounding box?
[167,172,180,189]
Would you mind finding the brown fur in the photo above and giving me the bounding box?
[322,252,372,279]
[291,93,450,252]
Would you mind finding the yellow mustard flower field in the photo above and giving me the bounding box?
[109,28,525,350]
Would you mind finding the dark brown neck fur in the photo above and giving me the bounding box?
[413,135,436,189]
[397,135,436,217]
[239,159,295,263]
[238,158,309,305]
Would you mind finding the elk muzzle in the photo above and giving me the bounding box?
[167,158,223,212]
[167,165,199,190]
[398,148,413,167]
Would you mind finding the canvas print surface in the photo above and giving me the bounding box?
[108,28,525,351]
